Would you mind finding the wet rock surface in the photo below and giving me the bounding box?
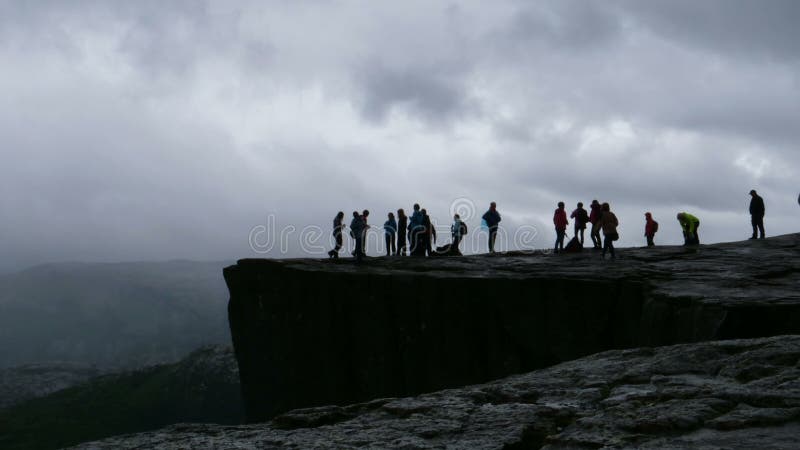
[227,234,800,421]
[73,335,800,449]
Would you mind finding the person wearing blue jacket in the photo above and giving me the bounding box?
[482,202,501,253]
[383,212,397,256]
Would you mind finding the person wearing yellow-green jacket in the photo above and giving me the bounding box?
[676,212,700,245]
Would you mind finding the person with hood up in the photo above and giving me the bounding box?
[677,212,700,245]
[644,212,658,247]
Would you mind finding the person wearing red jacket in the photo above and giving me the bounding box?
[644,212,658,247]
[553,202,569,253]
[588,199,602,249]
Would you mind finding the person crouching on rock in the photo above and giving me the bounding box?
[597,202,619,259]
[553,202,569,253]
[644,212,658,247]
[677,212,700,246]
[383,212,397,256]
[328,211,345,259]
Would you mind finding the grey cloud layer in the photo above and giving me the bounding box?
[0,1,798,270]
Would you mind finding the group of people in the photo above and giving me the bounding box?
[554,200,620,259]
[550,189,767,258]
[327,202,500,261]
[329,190,767,261]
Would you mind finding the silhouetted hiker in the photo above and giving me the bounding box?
[384,212,397,256]
[409,204,425,256]
[451,214,466,251]
[396,209,408,256]
[421,209,436,256]
[749,190,765,240]
[644,212,658,247]
[553,202,569,253]
[589,200,602,249]
[350,211,366,262]
[570,202,589,245]
[596,202,619,259]
[482,202,501,253]
[328,211,345,259]
[677,212,700,245]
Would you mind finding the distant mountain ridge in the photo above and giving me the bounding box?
[0,260,233,369]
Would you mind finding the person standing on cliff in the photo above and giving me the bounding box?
[328,211,345,259]
[570,202,589,246]
[421,209,436,256]
[553,202,569,253]
[596,202,619,259]
[409,204,424,256]
[482,202,501,253]
[396,208,408,256]
[749,189,766,240]
[451,214,466,253]
[383,212,397,256]
[589,200,602,249]
[350,211,365,262]
[677,212,700,245]
[644,212,658,247]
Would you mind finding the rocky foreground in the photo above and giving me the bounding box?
[75,335,800,449]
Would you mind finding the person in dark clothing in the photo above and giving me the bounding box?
[328,211,345,258]
[451,214,465,251]
[570,202,589,245]
[421,209,436,256]
[350,211,365,262]
[482,202,501,253]
[396,209,408,256]
[408,204,425,256]
[596,202,619,259]
[589,200,602,249]
[384,212,397,256]
[553,202,569,253]
[644,212,658,247]
[749,190,765,239]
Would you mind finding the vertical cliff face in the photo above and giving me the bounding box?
[226,234,800,422]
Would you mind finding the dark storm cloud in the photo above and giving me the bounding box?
[0,1,798,270]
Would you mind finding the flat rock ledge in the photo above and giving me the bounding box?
[74,335,800,449]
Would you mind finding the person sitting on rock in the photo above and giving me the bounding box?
[553,202,569,253]
[570,202,589,245]
[677,212,700,246]
[644,212,658,247]
[589,200,603,249]
[596,202,619,259]
[383,212,397,256]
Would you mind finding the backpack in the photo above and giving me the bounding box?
[564,236,583,253]
[460,222,468,235]
[653,221,659,233]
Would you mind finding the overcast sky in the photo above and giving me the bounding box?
[1,0,798,270]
